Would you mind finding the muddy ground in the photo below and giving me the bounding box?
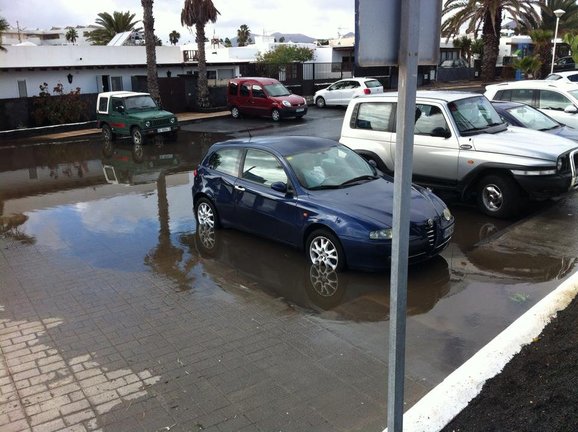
[441,294,578,431]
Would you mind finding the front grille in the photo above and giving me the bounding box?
[570,149,578,189]
[151,118,172,127]
[425,222,436,247]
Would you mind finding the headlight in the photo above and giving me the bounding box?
[282,100,291,107]
[145,121,151,127]
[557,156,564,171]
[369,229,392,240]
[443,208,452,221]
[170,117,176,124]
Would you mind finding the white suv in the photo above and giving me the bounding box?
[484,80,578,129]
[340,91,578,218]
[314,77,384,108]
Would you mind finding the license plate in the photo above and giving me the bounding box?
[296,108,305,112]
[443,224,455,239]
[158,127,171,133]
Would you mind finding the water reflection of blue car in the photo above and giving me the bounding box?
[192,136,455,272]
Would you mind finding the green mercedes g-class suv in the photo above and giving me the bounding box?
[96,91,179,145]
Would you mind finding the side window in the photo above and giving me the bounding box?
[539,90,572,110]
[494,90,511,101]
[240,84,250,97]
[98,97,109,112]
[510,89,535,106]
[414,104,450,136]
[252,85,266,98]
[242,149,288,186]
[351,102,395,132]
[207,148,241,176]
[111,99,124,112]
[228,82,238,96]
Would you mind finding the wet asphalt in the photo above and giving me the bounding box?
[1,107,577,431]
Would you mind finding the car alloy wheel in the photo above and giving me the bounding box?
[102,124,114,141]
[271,109,281,122]
[477,174,521,218]
[307,230,344,271]
[316,97,326,108]
[196,198,218,228]
[131,127,144,146]
[231,106,240,119]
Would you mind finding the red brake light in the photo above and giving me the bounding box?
[193,168,198,177]
[364,88,371,95]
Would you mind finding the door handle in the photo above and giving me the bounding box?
[235,185,245,191]
[460,144,472,150]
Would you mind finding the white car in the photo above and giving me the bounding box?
[484,80,578,129]
[314,77,383,108]
[545,71,578,82]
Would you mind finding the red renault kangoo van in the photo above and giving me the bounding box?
[227,77,308,121]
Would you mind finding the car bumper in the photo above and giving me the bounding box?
[143,124,180,136]
[340,222,454,272]
[280,106,308,118]
[514,172,578,200]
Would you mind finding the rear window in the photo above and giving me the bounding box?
[98,97,109,112]
[365,80,382,88]
[228,82,238,96]
[207,148,241,176]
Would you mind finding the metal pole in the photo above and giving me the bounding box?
[387,0,420,430]
[551,17,560,75]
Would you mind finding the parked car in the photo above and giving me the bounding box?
[491,100,578,142]
[227,77,308,121]
[314,77,384,108]
[339,91,578,218]
[192,136,454,272]
[96,91,179,145]
[439,58,469,68]
[545,70,578,82]
[553,56,576,72]
[484,80,578,130]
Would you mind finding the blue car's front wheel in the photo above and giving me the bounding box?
[306,230,345,272]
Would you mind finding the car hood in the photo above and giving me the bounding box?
[128,109,175,119]
[470,126,578,160]
[548,125,578,143]
[307,177,443,228]
[271,94,305,104]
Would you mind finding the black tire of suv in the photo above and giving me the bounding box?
[131,127,146,146]
[316,97,326,108]
[476,174,521,218]
[102,124,115,141]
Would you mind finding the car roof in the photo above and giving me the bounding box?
[548,71,578,77]
[229,77,281,85]
[490,100,526,110]
[485,80,578,91]
[98,91,150,98]
[209,136,340,157]
[354,89,483,103]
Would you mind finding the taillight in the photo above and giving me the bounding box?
[364,88,371,95]
[193,169,198,177]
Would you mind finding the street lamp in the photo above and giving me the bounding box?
[551,9,565,74]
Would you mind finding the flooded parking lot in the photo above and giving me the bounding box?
[1,125,576,431]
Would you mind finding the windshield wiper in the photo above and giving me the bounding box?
[308,184,340,190]
[340,175,378,187]
[540,125,561,131]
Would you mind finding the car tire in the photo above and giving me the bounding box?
[477,174,522,218]
[195,197,220,229]
[231,106,240,119]
[132,142,144,163]
[271,109,281,122]
[131,127,146,146]
[315,97,326,108]
[102,124,115,141]
[306,229,345,272]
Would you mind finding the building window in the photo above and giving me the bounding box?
[218,69,234,80]
[111,76,123,91]
[207,70,217,79]
[18,80,28,98]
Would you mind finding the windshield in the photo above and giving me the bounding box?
[505,105,560,131]
[264,83,291,97]
[124,95,158,111]
[448,96,504,134]
[286,144,377,190]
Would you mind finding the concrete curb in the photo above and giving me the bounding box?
[385,270,578,432]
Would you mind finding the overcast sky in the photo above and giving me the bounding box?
[0,0,355,44]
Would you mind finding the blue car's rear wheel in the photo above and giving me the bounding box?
[195,198,220,229]
[306,229,345,272]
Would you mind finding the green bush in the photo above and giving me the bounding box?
[31,82,89,126]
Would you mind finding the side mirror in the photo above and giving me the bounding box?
[118,105,125,113]
[564,105,578,114]
[271,181,288,193]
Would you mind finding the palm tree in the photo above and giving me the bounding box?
[181,0,220,109]
[237,24,250,47]
[169,30,181,45]
[442,1,541,82]
[141,0,161,104]
[540,0,578,34]
[453,35,473,65]
[0,17,9,52]
[529,28,553,78]
[65,28,78,44]
[86,11,141,45]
